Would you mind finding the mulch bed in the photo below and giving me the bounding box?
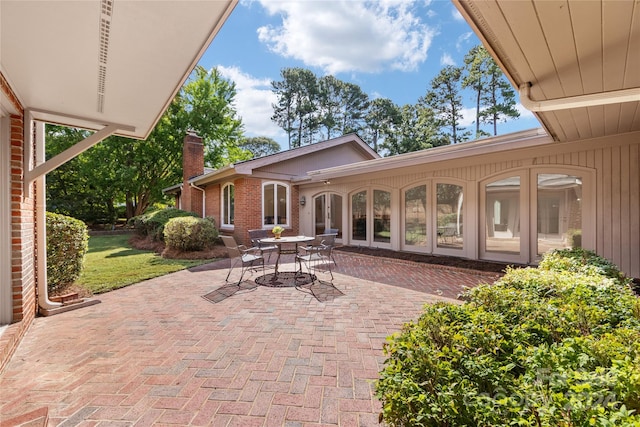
[334,246,517,274]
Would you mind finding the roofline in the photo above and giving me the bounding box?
[142,0,237,141]
[185,133,378,186]
[307,128,551,180]
[233,133,378,174]
[24,0,238,140]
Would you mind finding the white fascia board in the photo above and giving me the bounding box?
[189,165,237,186]
[307,128,550,180]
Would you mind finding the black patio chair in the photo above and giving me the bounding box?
[297,233,335,281]
[221,235,264,285]
[248,229,279,263]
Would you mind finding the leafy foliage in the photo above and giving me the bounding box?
[46,212,89,294]
[46,66,244,222]
[163,217,219,251]
[130,208,199,242]
[376,249,640,426]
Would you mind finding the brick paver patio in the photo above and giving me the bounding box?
[0,252,500,426]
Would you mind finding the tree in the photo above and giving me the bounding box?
[178,66,244,167]
[46,66,245,221]
[463,45,492,138]
[364,98,401,153]
[463,45,519,137]
[317,75,343,140]
[339,82,369,136]
[271,68,319,149]
[238,137,281,158]
[424,65,471,145]
[481,58,519,135]
[381,103,441,156]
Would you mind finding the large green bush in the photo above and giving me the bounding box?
[129,208,199,241]
[46,212,89,294]
[376,249,640,426]
[163,216,218,251]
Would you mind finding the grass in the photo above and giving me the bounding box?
[76,234,216,294]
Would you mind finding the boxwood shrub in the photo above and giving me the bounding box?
[46,212,89,294]
[376,248,640,426]
[129,208,199,241]
[163,216,218,251]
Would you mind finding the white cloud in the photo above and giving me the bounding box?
[216,66,285,141]
[257,0,435,74]
[440,53,456,66]
[456,31,474,51]
[515,102,536,120]
[451,7,464,22]
[459,107,476,127]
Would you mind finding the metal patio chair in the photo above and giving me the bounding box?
[221,235,264,285]
[248,229,279,263]
[322,228,339,266]
[296,233,335,281]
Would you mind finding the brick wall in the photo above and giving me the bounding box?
[1,75,38,372]
[181,133,204,215]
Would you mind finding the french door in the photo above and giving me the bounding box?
[313,193,342,238]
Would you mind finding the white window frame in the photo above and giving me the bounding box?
[479,170,530,265]
[220,182,234,229]
[262,181,290,228]
[401,181,430,253]
[432,179,467,257]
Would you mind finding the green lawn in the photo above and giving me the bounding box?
[76,234,216,294]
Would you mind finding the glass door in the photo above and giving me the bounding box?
[313,193,342,238]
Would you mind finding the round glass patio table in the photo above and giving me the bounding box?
[256,235,315,286]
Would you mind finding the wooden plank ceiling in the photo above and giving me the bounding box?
[456,0,640,142]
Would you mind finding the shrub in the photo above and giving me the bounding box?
[376,249,640,426]
[46,212,89,294]
[163,216,218,251]
[129,208,199,241]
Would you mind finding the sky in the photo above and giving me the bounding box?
[198,0,541,148]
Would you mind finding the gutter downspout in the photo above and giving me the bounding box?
[190,183,205,217]
[519,83,640,112]
[26,118,129,311]
[33,121,60,310]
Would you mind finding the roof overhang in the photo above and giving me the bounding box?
[1,0,237,139]
[454,0,640,142]
[306,128,551,182]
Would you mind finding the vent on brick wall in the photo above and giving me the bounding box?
[97,0,113,113]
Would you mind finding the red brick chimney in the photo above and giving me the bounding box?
[182,132,204,215]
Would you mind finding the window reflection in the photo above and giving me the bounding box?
[436,184,463,249]
[404,185,427,246]
[537,174,582,256]
[485,177,520,254]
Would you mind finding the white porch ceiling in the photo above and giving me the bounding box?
[0,0,236,139]
[455,0,640,142]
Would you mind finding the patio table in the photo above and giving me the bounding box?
[257,235,314,286]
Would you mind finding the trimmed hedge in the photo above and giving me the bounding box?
[129,208,199,241]
[163,216,218,251]
[46,212,89,294]
[376,248,640,426]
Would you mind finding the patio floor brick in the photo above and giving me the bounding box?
[0,251,500,426]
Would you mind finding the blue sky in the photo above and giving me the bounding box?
[199,0,540,147]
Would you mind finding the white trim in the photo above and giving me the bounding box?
[401,182,430,254]
[220,182,235,229]
[262,181,290,228]
[479,171,529,264]
[432,180,467,258]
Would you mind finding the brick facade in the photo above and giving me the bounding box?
[181,133,204,216]
[1,76,37,373]
[178,139,302,247]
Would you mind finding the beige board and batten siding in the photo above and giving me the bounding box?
[256,144,374,178]
[300,131,640,278]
